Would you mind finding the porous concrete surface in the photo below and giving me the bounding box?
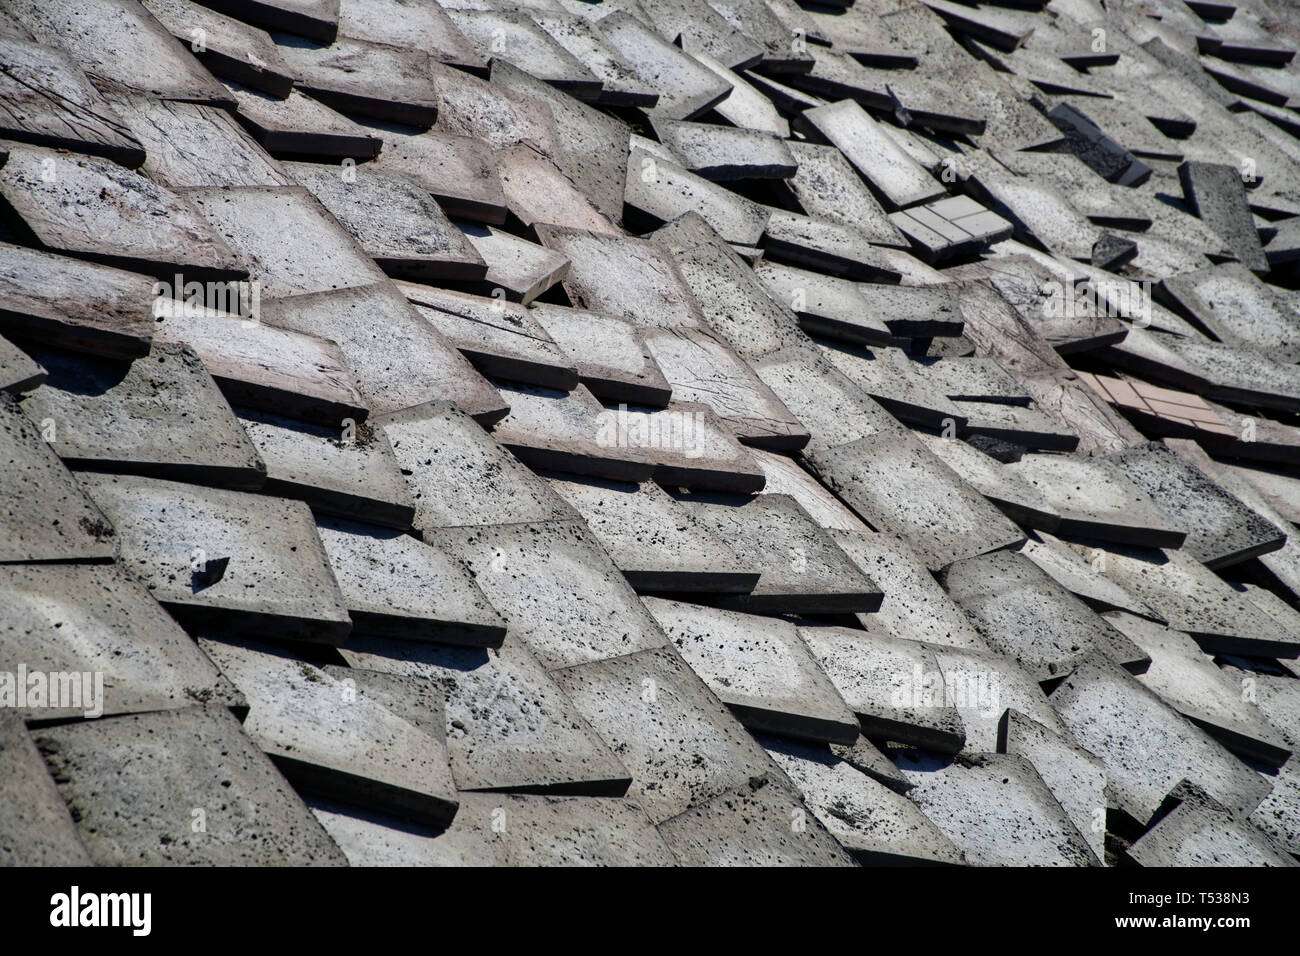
[7,0,1300,870]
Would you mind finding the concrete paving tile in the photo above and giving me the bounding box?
[641,326,807,450]
[652,119,794,181]
[8,0,235,106]
[448,9,600,98]
[457,222,571,305]
[545,474,756,593]
[336,0,485,72]
[0,33,145,167]
[1049,651,1275,824]
[336,635,630,794]
[705,0,815,72]
[552,645,781,824]
[261,283,506,426]
[368,126,505,225]
[1004,452,1186,547]
[1105,441,1284,568]
[272,34,439,127]
[648,598,859,744]
[199,635,459,825]
[429,520,670,671]
[34,703,347,865]
[855,283,966,338]
[635,0,762,73]
[1180,159,1269,271]
[1248,755,1300,857]
[750,450,872,535]
[828,733,915,795]
[898,751,1100,866]
[595,11,734,120]
[795,99,945,209]
[760,207,903,282]
[1020,532,1164,621]
[0,333,43,393]
[0,711,91,865]
[657,777,857,866]
[817,342,966,431]
[0,561,244,721]
[225,82,382,159]
[676,492,882,614]
[1107,610,1290,766]
[309,793,496,865]
[143,0,296,97]
[753,261,893,347]
[462,793,676,865]
[536,224,706,330]
[690,49,788,136]
[916,433,1061,530]
[398,282,579,390]
[530,9,660,107]
[941,549,1150,680]
[799,623,966,752]
[1128,795,1297,866]
[785,140,908,247]
[1160,262,1300,362]
[1038,100,1154,186]
[494,144,619,236]
[153,303,368,426]
[527,302,671,406]
[0,141,246,280]
[1222,463,1300,525]
[953,400,1080,452]
[626,146,771,247]
[20,341,264,488]
[285,161,486,281]
[762,734,964,864]
[0,393,116,563]
[1076,539,1300,658]
[186,185,386,295]
[200,0,340,42]
[922,0,1035,50]
[316,515,505,646]
[382,405,576,531]
[79,472,352,644]
[108,94,292,191]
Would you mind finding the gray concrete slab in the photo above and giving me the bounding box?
[1020,532,1164,621]
[676,492,883,615]
[495,143,620,236]
[199,635,459,825]
[8,0,236,106]
[1160,262,1300,363]
[429,520,670,671]
[337,0,486,73]
[634,0,763,73]
[20,341,265,489]
[545,474,757,593]
[649,213,804,361]
[1104,441,1284,569]
[456,223,571,305]
[262,284,505,426]
[33,704,347,865]
[642,326,807,450]
[0,142,246,281]
[657,777,857,866]
[963,161,1103,262]
[855,284,966,339]
[0,34,145,167]
[368,127,506,225]
[942,548,1151,680]
[1039,99,1155,186]
[381,404,577,532]
[0,333,43,393]
[0,393,116,563]
[528,302,671,406]
[1180,160,1269,272]
[785,140,908,247]
[595,12,734,120]
[315,515,505,646]
[1004,453,1187,548]
[142,0,296,97]
[751,449,872,535]
[753,261,893,347]
[799,623,966,752]
[187,184,389,295]
[1074,540,1300,659]
[760,208,903,282]
[1152,333,1300,413]
[690,49,788,136]
[759,734,964,864]
[285,161,486,282]
[398,282,579,391]
[0,711,91,865]
[652,119,795,181]
[337,635,631,795]
[817,342,966,431]
[795,99,945,210]
[530,10,660,107]
[913,356,1032,406]
[153,303,368,426]
[916,434,1061,531]
[448,8,600,98]
[1249,755,1300,857]
[78,472,352,644]
[226,82,383,159]
[626,147,771,248]
[1106,610,1291,766]
[897,751,1101,866]
[272,34,439,127]
[0,561,244,721]
[953,400,1080,452]
[198,0,340,42]
[1048,652,1275,825]
[1129,797,1296,866]
[552,645,781,824]
[647,598,859,744]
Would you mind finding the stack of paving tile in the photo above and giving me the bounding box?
[2,0,1300,870]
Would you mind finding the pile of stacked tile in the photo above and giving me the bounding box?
[3,0,1300,867]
